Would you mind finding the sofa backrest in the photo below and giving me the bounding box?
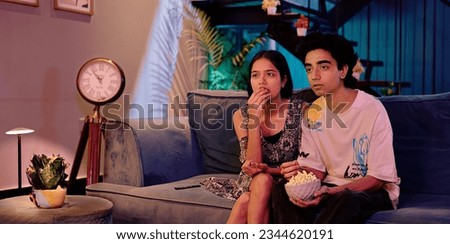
[379,92,450,195]
[187,88,318,174]
[187,88,450,195]
[103,117,204,187]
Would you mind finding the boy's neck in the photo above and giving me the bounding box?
[324,88,358,114]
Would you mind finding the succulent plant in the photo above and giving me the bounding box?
[26,154,68,190]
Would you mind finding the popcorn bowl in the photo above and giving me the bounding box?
[284,179,321,201]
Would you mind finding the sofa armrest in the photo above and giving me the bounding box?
[103,120,144,187]
[103,117,203,187]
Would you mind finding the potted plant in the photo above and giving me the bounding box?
[380,81,396,96]
[294,14,309,36]
[262,0,280,15]
[26,154,68,208]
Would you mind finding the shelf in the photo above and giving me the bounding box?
[357,81,410,88]
[266,12,300,19]
[356,81,411,96]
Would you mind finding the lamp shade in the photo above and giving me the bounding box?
[5,127,34,135]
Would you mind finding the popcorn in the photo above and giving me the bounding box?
[286,170,318,185]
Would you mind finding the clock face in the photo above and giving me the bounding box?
[76,58,125,105]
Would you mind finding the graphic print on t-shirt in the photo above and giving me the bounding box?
[344,133,369,179]
[306,99,323,131]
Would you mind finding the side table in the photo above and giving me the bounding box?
[0,195,113,224]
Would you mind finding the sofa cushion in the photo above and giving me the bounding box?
[86,174,237,223]
[187,90,248,174]
[367,191,450,223]
[379,92,450,195]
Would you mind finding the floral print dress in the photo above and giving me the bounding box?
[200,97,305,201]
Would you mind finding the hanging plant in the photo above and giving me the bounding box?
[229,32,267,89]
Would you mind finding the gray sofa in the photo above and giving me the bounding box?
[86,88,450,224]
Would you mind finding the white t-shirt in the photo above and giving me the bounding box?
[298,90,401,208]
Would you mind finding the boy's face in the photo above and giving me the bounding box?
[304,49,348,96]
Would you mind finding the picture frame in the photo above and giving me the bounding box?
[54,0,93,15]
[1,0,39,7]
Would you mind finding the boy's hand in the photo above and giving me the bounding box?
[280,161,300,179]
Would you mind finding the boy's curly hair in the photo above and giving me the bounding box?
[297,31,359,88]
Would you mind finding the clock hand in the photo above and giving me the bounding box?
[97,76,103,85]
[92,70,103,85]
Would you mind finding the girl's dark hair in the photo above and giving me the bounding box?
[247,50,293,98]
[297,31,358,88]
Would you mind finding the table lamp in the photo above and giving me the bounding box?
[5,127,34,189]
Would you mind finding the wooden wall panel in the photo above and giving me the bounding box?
[341,0,449,95]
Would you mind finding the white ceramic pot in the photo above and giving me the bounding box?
[297,27,307,36]
[352,72,361,80]
[30,186,67,208]
[267,6,277,15]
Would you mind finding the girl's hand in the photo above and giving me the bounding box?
[247,87,270,119]
[242,160,268,176]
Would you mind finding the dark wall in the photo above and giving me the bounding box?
[341,0,449,95]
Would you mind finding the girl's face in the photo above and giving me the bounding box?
[250,58,286,99]
[304,49,348,96]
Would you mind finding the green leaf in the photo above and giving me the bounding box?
[183,2,266,90]
[26,154,67,189]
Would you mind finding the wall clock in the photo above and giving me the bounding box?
[76,57,125,106]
